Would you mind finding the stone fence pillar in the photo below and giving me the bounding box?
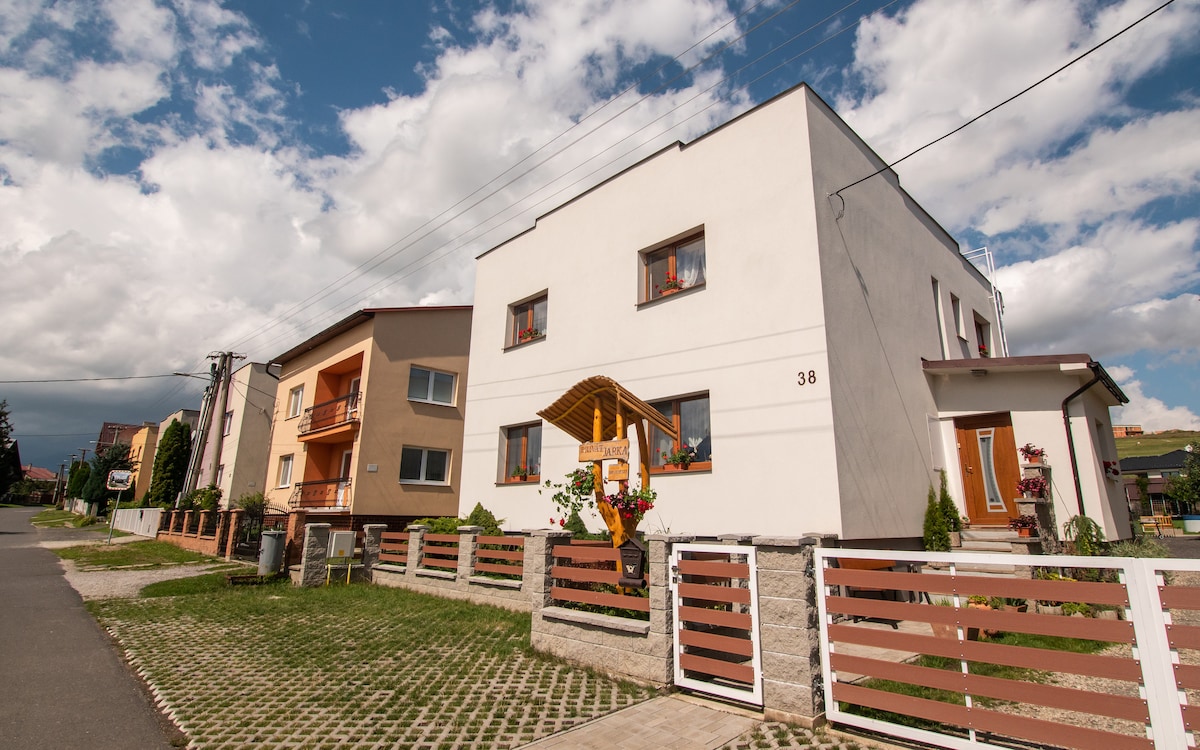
[405,524,427,575]
[285,510,307,567]
[362,524,386,570]
[752,533,831,727]
[523,529,572,610]
[300,523,331,587]
[456,525,482,580]
[647,534,695,644]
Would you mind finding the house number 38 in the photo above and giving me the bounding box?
[796,370,817,386]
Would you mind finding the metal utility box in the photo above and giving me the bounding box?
[328,530,356,560]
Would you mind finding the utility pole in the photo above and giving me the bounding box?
[180,352,243,501]
[205,352,241,489]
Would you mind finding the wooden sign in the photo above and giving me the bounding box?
[578,439,629,462]
[606,463,629,481]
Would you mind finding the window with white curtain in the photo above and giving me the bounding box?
[643,233,706,302]
[649,393,712,472]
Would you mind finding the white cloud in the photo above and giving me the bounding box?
[1110,370,1200,431]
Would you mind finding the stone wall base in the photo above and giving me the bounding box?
[158,533,221,556]
[371,568,531,612]
[763,707,826,730]
[532,613,671,685]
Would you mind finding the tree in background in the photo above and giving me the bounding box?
[0,400,20,497]
[144,419,191,507]
[82,443,134,514]
[66,460,90,499]
[1166,444,1200,516]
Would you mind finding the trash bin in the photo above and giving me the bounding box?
[258,530,286,576]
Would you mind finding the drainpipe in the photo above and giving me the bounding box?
[1061,363,1104,518]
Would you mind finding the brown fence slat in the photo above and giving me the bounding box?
[825,596,1135,643]
[822,568,1130,606]
[678,581,751,605]
[1166,623,1200,650]
[425,533,459,543]
[477,535,524,547]
[474,561,522,576]
[552,565,618,585]
[677,558,750,578]
[678,652,754,684]
[828,623,1142,681]
[678,628,755,658]
[381,531,408,542]
[553,545,620,562]
[421,558,458,570]
[1160,585,1200,611]
[830,653,1148,722]
[1175,663,1200,689]
[550,585,650,612]
[476,548,524,562]
[832,683,1152,750]
[679,604,752,631]
[378,551,408,564]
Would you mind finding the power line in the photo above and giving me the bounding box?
[832,0,1179,199]
[0,373,207,384]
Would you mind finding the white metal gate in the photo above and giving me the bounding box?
[670,543,762,705]
[816,548,1200,750]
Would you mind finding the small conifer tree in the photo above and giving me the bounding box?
[923,485,950,551]
[938,470,961,532]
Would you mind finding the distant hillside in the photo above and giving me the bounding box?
[1116,430,1200,459]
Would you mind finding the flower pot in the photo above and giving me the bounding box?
[1037,604,1063,616]
[1027,455,1042,465]
[1018,527,1032,538]
[660,288,680,297]
[931,622,979,640]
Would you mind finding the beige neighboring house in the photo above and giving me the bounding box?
[128,421,159,501]
[263,306,472,530]
[194,362,279,509]
[458,83,1131,543]
[154,409,200,460]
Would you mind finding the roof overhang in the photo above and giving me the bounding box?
[537,376,678,444]
[922,354,1128,404]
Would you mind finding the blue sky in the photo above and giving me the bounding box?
[1,0,1197,470]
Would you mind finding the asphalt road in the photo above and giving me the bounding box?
[0,507,176,749]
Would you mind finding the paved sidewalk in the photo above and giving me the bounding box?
[0,507,176,749]
[518,695,759,749]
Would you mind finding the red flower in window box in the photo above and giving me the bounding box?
[517,326,542,342]
[655,272,685,295]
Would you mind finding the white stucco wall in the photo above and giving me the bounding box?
[461,86,844,537]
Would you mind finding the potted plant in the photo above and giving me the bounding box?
[660,444,696,469]
[510,465,529,481]
[978,343,990,358]
[1009,514,1038,537]
[603,485,656,524]
[517,326,542,343]
[1019,443,1046,464]
[1016,475,1048,499]
[655,272,685,296]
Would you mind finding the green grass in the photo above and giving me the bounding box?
[54,539,216,568]
[844,631,1114,731]
[139,568,282,598]
[1116,429,1200,458]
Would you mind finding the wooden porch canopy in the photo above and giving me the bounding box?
[537,376,677,444]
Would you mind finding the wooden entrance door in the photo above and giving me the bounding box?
[955,413,1020,526]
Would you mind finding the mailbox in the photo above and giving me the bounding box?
[618,537,647,588]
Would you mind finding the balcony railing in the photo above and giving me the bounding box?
[290,478,352,509]
[298,392,360,435]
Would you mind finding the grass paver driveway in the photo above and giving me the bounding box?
[90,582,652,750]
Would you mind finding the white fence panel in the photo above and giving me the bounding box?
[111,507,163,537]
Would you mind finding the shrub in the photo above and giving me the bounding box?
[923,485,950,551]
[1107,537,1169,559]
[1063,515,1105,556]
[413,503,505,536]
[937,470,960,532]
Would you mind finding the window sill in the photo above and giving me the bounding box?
[637,282,704,308]
[504,336,545,351]
[399,480,450,487]
[540,605,650,635]
[500,476,541,486]
[650,462,712,475]
[408,398,455,407]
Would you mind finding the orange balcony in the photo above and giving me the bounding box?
[290,478,352,510]
[298,393,360,443]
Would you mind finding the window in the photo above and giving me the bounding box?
[277,455,293,488]
[222,411,233,436]
[642,233,705,302]
[503,423,542,483]
[932,278,947,358]
[974,315,991,358]
[408,366,456,405]
[216,464,225,487]
[287,386,304,418]
[399,447,450,484]
[950,295,964,339]
[508,293,547,347]
[649,394,712,472]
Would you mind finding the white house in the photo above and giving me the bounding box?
[457,83,1129,543]
[193,362,279,509]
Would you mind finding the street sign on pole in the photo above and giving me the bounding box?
[106,470,132,491]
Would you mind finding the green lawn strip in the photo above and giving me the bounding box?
[90,584,651,749]
[54,539,217,569]
[30,508,84,526]
[1115,429,1200,458]
[844,632,1114,732]
[139,567,277,598]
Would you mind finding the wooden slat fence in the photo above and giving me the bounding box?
[816,549,1200,750]
[550,540,649,615]
[379,531,409,566]
[420,533,459,571]
[474,535,523,579]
